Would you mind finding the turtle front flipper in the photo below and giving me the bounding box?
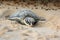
[39,17,46,21]
[9,17,25,25]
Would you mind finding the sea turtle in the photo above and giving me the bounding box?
[9,9,45,26]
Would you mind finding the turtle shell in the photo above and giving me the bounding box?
[9,9,40,25]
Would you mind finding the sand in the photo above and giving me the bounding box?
[0,1,60,40]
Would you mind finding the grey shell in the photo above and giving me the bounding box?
[9,9,40,25]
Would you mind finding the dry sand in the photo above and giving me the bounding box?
[0,1,60,40]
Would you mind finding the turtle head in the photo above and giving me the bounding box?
[24,17,36,26]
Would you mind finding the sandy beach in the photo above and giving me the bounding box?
[0,1,60,40]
